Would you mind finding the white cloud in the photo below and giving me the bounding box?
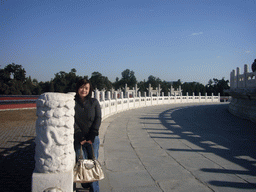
[190,32,203,36]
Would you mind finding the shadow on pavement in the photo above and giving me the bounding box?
[147,104,256,190]
[0,137,35,192]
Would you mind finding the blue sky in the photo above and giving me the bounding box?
[1,0,255,85]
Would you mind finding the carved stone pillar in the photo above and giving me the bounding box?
[32,92,75,192]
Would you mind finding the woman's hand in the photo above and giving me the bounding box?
[80,140,92,145]
[80,140,87,145]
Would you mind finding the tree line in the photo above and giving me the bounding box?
[0,63,230,96]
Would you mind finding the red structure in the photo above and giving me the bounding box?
[0,95,38,110]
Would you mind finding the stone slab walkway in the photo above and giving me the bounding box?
[0,109,36,192]
[1,103,256,192]
[98,103,256,192]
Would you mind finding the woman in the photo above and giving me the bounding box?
[74,79,102,192]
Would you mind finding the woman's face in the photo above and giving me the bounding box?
[78,83,90,99]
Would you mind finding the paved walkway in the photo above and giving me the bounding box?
[98,103,256,192]
[0,111,36,192]
[1,103,256,192]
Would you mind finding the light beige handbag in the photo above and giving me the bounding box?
[73,145,104,183]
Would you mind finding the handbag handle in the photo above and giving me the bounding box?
[79,143,95,160]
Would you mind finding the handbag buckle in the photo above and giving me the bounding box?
[83,159,95,169]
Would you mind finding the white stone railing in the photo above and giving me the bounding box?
[32,91,219,192]
[230,64,256,89]
[95,92,220,120]
[228,63,256,123]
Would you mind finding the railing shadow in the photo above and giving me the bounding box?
[148,104,256,190]
[0,137,35,192]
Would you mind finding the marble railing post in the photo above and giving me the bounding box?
[101,91,105,101]
[32,92,75,192]
[244,64,248,87]
[114,91,118,99]
[232,69,236,88]
[95,89,100,101]
[237,67,240,88]
[106,91,111,100]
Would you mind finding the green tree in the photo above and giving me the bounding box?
[8,79,23,95]
[196,83,206,95]
[118,69,137,88]
[217,78,230,96]
[52,71,68,92]
[39,81,52,93]
[64,68,81,92]
[206,77,229,96]
[90,72,112,91]
[49,81,55,92]
[182,82,205,96]
[161,81,171,96]
[4,63,26,83]
[51,68,83,93]
[0,63,27,95]
[23,76,33,95]
[172,79,182,89]
[33,83,42,95]
[146,75,161,89]
[0,68,10,83]
[113,77,120,90]
[137,80,147,95]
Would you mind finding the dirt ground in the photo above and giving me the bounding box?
[0,109,37,129]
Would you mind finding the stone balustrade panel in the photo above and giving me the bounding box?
[99,94,220,120]
[230,64,256,89]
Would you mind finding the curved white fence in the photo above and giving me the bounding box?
[98,94,220,120]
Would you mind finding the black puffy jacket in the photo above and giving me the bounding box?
[74,97,101,144]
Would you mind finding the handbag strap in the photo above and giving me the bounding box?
[79,143,95,160]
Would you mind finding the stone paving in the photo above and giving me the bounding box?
[1,103,256,192]
[99,103,256,192]
[0,109,36,192]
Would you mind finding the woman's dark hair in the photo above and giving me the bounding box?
[75,79,93,100]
